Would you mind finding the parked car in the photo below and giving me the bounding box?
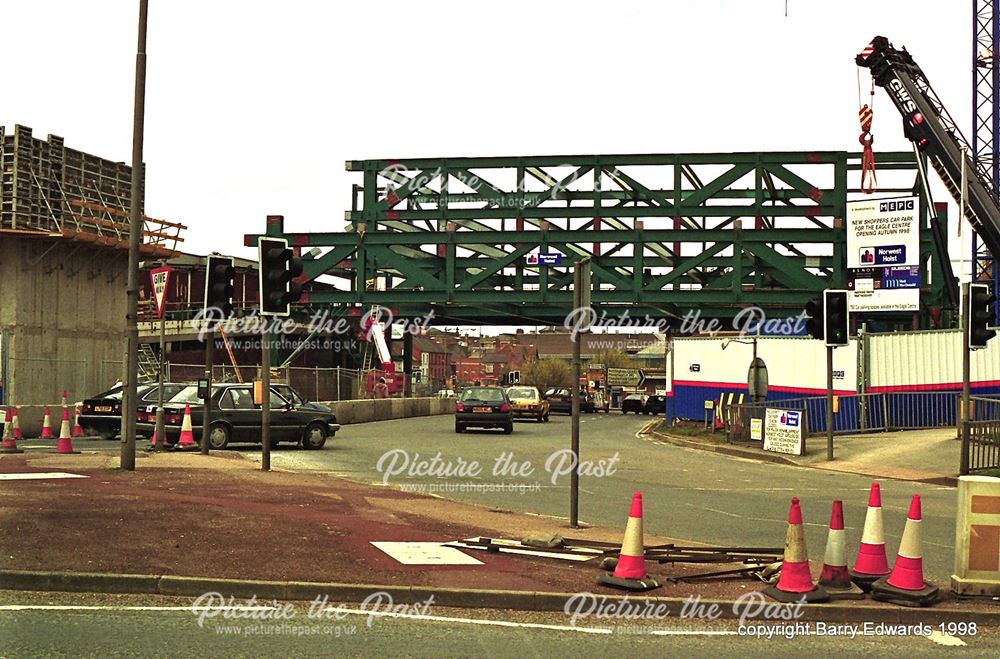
[80,382,188,440]
[621,393,648,414]
[455,386,514,434]
[543,387,594,414]
[642,394,668,416]
[135,383,339,449]
[505,386,550,422]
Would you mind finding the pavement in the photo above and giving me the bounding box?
[1,438,999,625]
[648,424,962,485]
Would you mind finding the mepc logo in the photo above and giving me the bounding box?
[879,199,914,213]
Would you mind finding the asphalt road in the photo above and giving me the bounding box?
[254,412,960,582]
[0,591,990,658]
[50,411,959,580]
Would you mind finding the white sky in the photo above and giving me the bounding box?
[5,0,979,282]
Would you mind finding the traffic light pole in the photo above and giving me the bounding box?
[826,345,834,461]
[201,333,213,455]
[262,326,271,472]
[961,282,970,474]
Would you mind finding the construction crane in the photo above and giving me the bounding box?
[857,36,1000,291]
[973,0,1000,319]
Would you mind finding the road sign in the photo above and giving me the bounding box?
[149,266,171,320]
[526,253,563,266]
[763,408,804,456]
[606,367,642,387]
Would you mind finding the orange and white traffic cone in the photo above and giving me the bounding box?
[177,404,196,448]
[850,482,891,591]
[763,497,829,603]
[71,405,85,438]
[40,407,54,439]
[148,427,159,451]
[54,406,80,454]
[11,407,22,441]
[818,500,864,599]
[597,492,661,591]
[1,408,24,454]
[871,495,940,606]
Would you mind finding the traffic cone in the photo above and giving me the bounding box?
[148,427,159,451]
[597,492,661,591]
[61,390,68,408]
[176,404,196,448]
[11,407,22,441]
[763,497,828,603]
[1,408,24,454]
[71,405,85,438]
[818,500,864,599]
[849,482,891,591]
[871,495,939,607]
[53,406,80,454]
[40,407,54,439]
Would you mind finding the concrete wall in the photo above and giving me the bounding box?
[320,396,451,426]
[0,237,127,405]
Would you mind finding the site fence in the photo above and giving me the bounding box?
[726,392,1000,444]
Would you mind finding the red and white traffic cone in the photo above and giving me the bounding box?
[40,407,54,439]
[177,405,196,448]
[818,500,863,599]
[71,405,85,438]
[61,390,68,408]
[148,427,159,451]
[850,482,891,591]
[597,492,661,591]
[11,407,22,441]
[872,495,940,606]
[54,406,81,454]
[1,408,24,454]
[763,497,829,603]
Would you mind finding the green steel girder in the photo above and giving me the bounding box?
[245,150,955,325]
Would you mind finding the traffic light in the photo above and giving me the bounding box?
[805,296,824,341]
[824,290,850,347]
[969,283,998,350]
[204,255,235,319]
[258,237,304,317]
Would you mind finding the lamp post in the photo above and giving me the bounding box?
[721,336,764,404]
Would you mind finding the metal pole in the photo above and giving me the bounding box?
[826,345,834,461]
[262,326,271,472]
[120,0,148,472]
[961,282,971,473]
[201,333,213,455]
[335,366,340,401]
[569,264,584,529]
[155,309,164,449]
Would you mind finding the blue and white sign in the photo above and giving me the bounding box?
[764,408,804,455]
[858,244,906,266]
[881,265,920,290]
[526,253,563,266]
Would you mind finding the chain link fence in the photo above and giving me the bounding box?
[164,364,394,401]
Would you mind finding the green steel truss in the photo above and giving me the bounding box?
[245,151,950,326]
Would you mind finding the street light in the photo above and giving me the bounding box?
[721,336,766,403]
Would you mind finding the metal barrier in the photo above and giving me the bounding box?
[727,391,969,440]
[164,364,378,402]
[962,419,1000,474]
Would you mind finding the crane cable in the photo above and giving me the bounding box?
[857,67,877,194]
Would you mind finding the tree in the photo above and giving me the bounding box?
[520,358,572,389]
[594,349,639,369]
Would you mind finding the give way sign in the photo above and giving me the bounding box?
[150,266,172,319]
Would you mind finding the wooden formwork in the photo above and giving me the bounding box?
[0,124,184,257]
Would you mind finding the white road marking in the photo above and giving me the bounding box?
[926,631,967,647]
[0,472,88,480]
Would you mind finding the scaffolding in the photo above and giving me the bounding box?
[0,124,184,256]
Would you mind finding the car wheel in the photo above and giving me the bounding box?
[99,430,116,441]
[455,422,465,433]
[301,422,328,450]
[207,423,230,450]
[503,423,513,435]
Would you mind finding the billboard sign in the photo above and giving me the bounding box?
[846,196,920,312]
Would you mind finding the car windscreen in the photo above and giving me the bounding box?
[625,394,644,400]
[461,388,505,402]
[90,386,125,400]
[507,388,536,399]
[168,386,203,404]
